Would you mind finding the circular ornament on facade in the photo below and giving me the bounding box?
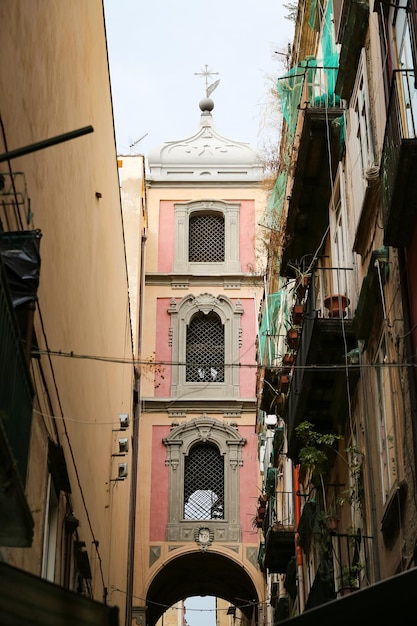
[195,526,214,551]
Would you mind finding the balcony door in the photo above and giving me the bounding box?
[330,169,351,305]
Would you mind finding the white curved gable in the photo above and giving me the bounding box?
[148,101,262,182]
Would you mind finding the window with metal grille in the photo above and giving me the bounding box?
[183,443,224,520]
[188,213,225,262]
[186,312,224,382]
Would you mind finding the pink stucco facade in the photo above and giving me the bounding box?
[238,298,258,397]
[158,201,176,272]
[150,426,170,541]
[154,298,172,396]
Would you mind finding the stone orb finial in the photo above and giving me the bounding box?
[199,97,214,112]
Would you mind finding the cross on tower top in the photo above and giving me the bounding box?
[194,65,220,97]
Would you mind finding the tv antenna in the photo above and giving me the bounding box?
[270,43,291,69]
[129,133,148,153]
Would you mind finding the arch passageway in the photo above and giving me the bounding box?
[146,552,260,626]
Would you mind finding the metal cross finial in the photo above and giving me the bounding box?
[194,65,220,97]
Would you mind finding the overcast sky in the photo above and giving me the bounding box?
[102,2,294,624]
[103,0,295,159]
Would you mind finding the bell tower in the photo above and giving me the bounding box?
[130,84,268,625]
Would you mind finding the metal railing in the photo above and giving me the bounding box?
[302,65,341,110]
[302,265,354,321]
[381,69,417,208]
[263,490,296,535]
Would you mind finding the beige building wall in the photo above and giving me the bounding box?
[0,2,136,623]
[119,155,147,356]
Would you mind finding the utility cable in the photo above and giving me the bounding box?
[37,304,107,597]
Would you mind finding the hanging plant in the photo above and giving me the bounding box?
[295,420,342,480]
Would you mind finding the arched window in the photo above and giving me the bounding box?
[163,416,246,543]
[188,212,225,262]
[168,293,243,399]
[184,443,224,520]
[186,311,224,382]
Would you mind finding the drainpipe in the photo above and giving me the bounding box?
[358,339,381,581]
[294,466,305,613]
[125,233,147,625]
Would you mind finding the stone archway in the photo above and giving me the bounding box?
[143,551,260,626]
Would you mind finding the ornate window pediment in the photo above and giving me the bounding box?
[168,293,243,399]
[163,416,246,543]
[173,200,240,274]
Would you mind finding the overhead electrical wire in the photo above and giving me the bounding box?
[110,587,261,611]
[32,347,417,370]
[36,306,108,596]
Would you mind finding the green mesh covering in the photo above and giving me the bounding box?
[277,57,317,135]
[319,0,339,101]
[277,0,340,134]
[263,1,341,235]
[258,286,292,369]
[259,292,281,366]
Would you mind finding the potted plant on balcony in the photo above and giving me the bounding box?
[324,294,350,318]
[286,328,300,350]
[339,562,365,595]
[282,353,295,369]
[278,372,290,394]
[291,303,304,326]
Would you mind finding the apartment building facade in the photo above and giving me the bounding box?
[0,3,139,624]
[256,1,417,623]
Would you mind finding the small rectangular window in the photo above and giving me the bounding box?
[188,213,225,262]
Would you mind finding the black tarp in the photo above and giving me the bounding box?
[0,229,41,307]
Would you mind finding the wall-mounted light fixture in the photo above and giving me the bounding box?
[111,438,129,457]
[118,438,129,454]
[119,413,129,429]
[118,462,128,479]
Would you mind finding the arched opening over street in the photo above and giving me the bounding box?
[146,551,260,626]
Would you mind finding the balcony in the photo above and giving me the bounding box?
[285,267,358,461]
[262,491,296,574]
[381,69,417,247]
[279,64,343,274]
[335,0,370,100]
[306,527,374,608]
[0,230,41,547]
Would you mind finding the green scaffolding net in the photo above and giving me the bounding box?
[262,0,342,238]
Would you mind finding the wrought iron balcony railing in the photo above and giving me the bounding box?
[286,266,358,460]
[381,68,417,246]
